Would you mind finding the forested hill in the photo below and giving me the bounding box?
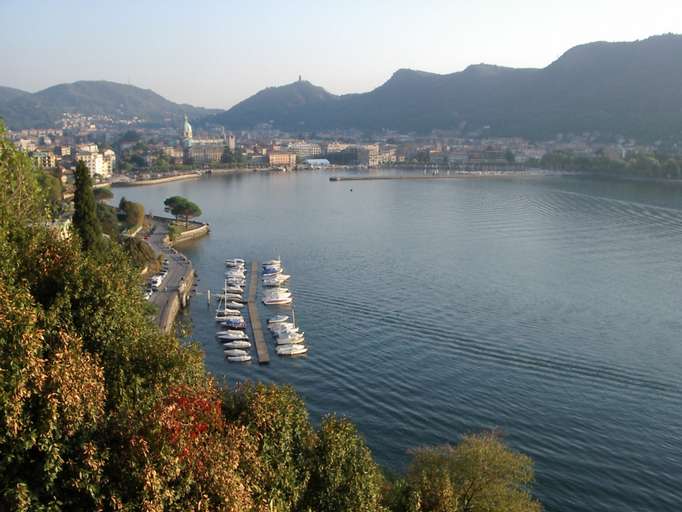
[210,34,682,140]
[0,80,217,129]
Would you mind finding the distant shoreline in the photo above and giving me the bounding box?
[112,173,202,187]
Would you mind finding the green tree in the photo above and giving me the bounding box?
[36,171,63,218]
[72,160,102,251]
[93,186,113,202]
[403,432,540,512]
[223,383,316,511]
[304,415,386,512]
[165,195,201,227]
[122,200,145,228]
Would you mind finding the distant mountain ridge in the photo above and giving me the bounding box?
[0,80,217,129]
[209,34,682,140]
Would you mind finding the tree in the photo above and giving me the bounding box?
[505,148,516,164]
[304,415,386,512]
[36,170,63,218]
[72,160,102,251]
[122,200,144,228]
[165,196,201,227]
[93,187,113,202]
[402,432,541,512]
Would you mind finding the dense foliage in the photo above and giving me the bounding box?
[535,150,682,179]
[118,197,145,228]
[72,160,102,251]
[164,195,202,227]
[0,126,541,511]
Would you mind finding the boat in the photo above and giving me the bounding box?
[270,323,299,335]
[276,344,308,356]
[276,333,305,345]
[225,258,245,267]
[225,301,244,309]
[224,348,249,357]
[222,340,251,349]
[227,354,252,362]
[216,330,249,340]
[216,293,244,302]
[263,258,281,267]
[215,309,241,321]
[263,290,291,300]
[221,317,245,329]
[268,315,289,324]
[263,295,293,305]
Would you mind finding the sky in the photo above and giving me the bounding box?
[1,0,681,109]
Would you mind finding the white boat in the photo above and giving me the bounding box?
[270,324,299,335]
[276,344,308,356]
[227,354,252,362]
[263,296,293,305]
[263,258,281,267]
[225,272,246,280]
[216,293,243,302]
[268,315,289,324]
[221,317,245,329]
[264,292,291,301]
[276,334,305,345]
[225,258,245,267]
[225,301,244,309]
[263,273,290,283]
[222,340,251,349]
[225,286,243,294]
[215,309,241,321]
[216,330,249,340]
[224,348,249,357]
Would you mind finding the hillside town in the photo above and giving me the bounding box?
[4,109,673,188]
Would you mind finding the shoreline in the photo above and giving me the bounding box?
[112,172,201,187]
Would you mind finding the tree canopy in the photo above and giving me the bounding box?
[165,195,202,227]
[72,160,102,251]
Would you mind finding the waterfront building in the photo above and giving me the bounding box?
[226,133,236,152]
[268,151,297,168]
[287,141,322,160]
[189,143,224,164]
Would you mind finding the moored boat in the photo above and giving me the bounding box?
[222,340,251,349]
[227,354,252,362]
[276,344,308,356]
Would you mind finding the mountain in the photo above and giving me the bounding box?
[0,86,30,106]
[0,80,218,129]
[210,34,682,140]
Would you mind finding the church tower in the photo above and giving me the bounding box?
[182,114,193,149]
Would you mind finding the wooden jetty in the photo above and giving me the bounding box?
[247,261,269,364]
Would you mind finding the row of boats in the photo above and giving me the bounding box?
[261,259,308,356]
[217,258,251,362]
[215,258,308,360]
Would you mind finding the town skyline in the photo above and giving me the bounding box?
[1,0,681,109]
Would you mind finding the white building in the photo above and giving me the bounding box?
[76,145,116,179]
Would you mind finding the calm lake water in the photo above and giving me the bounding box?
[112,171,682,512]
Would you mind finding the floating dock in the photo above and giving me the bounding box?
[247,260,269,364]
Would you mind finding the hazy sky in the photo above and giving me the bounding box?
[1,0,681,108]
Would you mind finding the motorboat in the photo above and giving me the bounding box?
[222,340,251,349]
[263,259,281,267]
[276,344,308,356]
[263,296,293,305]
[263,291,291,301]
[215,309,241,321]
[225,301,244,309]
[216,293,244,302]
[268,315,289,324]
[225,286,243,294]
[221,317,245,329]
[225,258,245,267]
[270,323,299,335]
[227,354,252,362]
[224,348,249,357]
[276,333,305,345]
[263,273,290,283]
[225,272,246,279]
[216,330,249,340]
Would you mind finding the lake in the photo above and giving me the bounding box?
[112,170,682,512]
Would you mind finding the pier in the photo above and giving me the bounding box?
[247,260,270,364]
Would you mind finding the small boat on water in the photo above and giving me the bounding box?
[276,334,305,345]
[216,330,249,340]
[222,340,251,349]
[227,354,252,362]
[263,258,281,267]
[276,344,308,356]
[263,296,293,305]
[270,323,299,335]
[224,348,249,357]
[216,293,244,303]
[225,286,243,294]
[268,315,289,324]
[221,317,245,329]
[225,301,244,309]
[225,258,245,267]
